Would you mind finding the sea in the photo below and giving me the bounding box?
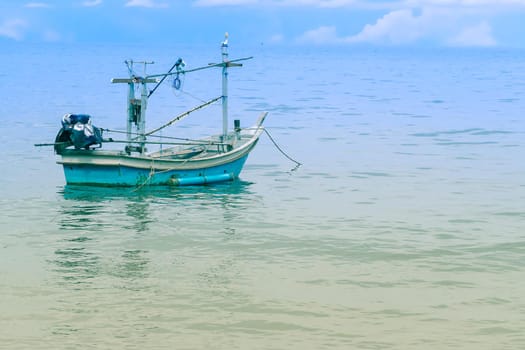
[1,41,524,349]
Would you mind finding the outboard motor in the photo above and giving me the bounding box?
[54,114,103,154]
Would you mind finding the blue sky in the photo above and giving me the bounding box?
[1,1,524,48]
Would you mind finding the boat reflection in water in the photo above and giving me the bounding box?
[50,180,259,293]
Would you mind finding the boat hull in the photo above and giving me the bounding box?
[61,154,248,186]
[57,112,267,187]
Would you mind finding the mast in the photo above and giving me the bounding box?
[110,35,251,153]
[221,33,229,140]
[138,76,148,150]
[112,60,155,154]
[126,75,135,148]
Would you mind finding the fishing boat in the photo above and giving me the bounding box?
[38,34,267,187]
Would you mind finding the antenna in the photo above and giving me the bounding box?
[125,60,155,76]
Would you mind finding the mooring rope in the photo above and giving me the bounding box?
[131,126,301,191]
[132,156,194,191]
[263,128,302,170]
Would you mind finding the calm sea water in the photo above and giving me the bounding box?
[1,42,524,349]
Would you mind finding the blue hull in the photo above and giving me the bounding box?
[62,155,249,186]
[58,112,267,187]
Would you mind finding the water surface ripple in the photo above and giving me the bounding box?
[1,44,524,349]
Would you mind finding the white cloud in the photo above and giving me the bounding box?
[296,7,500,46]
[125,0,168,7]
[403,0,525,6]
[0,19,28,40]
[194,0,525,7]
[82,0,103,6]
[347,9,426,44]
[296,26,343,44]
[345,8,501,46]
[194,0,360,6]
[448,21,496,46]
[268,33,285,44]
[24,2,51,8]
[43,29,61,42]
[194,0,257,5]
[297,10,436,45]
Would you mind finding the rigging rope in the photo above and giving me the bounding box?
[144,96,221,137]
[180,89,210,104]
[99,128,223,144]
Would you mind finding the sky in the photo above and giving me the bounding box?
[0,0,524,48]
